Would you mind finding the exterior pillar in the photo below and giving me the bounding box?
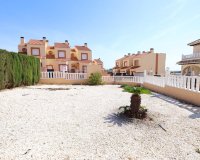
[144,70,147,77]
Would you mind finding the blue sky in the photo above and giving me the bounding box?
[0,0,200,70]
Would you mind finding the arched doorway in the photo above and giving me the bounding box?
[183,65,200,76]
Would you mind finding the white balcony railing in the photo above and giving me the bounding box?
[182,53,200,60]
[102,76,144,83]
[41,72,88,80]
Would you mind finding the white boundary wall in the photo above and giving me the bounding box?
[102,75,200,93]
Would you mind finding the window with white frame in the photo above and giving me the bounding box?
[81,53,88,60]
[59,64,67,72]
[58,50,66,58]
[47,65,53,69]
[31,48,40,56]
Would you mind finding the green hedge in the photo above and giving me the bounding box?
[0,49,40,90]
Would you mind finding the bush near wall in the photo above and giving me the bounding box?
[0,49,40,90]
[88,72,103,85]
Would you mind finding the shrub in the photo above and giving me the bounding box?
[0,49,40,90]
[88,72,102,85]
[122,85,151,94]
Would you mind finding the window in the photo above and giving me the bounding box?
[134,60,139,66]
[82,65,87,73]
[31,48,40,56]
[81,53,88,60]
[124,61,128,67]
[58,50,66,58]
[116,62,119,67]
[59,64,68,72]
[47,65,53,70]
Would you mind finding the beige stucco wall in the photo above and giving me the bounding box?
[54,47,70,59]
[40,78,88,85]
[75,48,92,61]
[87,63,102,75]
[115,52,166,76]
[132,53,166,76]
[18,44,26,52]
[46,59,68,71]
[116,59,124,67]
[143,83,200,106]
[26,44,47,71]
[122,57,133,67]
[157,53,166,76]
[193,45,200,53]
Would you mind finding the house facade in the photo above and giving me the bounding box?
[177,39,200,76]
[113,48,166,76]
[18,37,103,74]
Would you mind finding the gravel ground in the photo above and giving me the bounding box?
[0,85,200,160]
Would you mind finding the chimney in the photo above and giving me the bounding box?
[20,37,25,44]
[150,48,154,53]
[128,53,131,56]
[43,37,46,42]
[84,43,87,47]
[137,51,141,54]
[142,51,146,54]
[65,40,69,45]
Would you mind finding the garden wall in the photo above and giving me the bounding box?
[39,78,88,85]
[0,50,40,90]
[143,83,200,106]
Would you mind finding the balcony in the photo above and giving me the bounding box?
[182,53,200,60]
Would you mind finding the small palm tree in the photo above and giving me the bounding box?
[130,87,141,116]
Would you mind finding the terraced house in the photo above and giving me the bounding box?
[113,48,166,76]
[177,39,200,76]
[18,37,103,74]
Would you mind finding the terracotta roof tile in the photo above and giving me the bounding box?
[29,39,45,45]
[47,46,54,49]
[94,58,103,64]
[130,65,140,69]
[54,43,70,48]
[75,46,91,51]
[113,66,120,69]
[188,39,200,46]
[116,53,149,61]
[79,60,92,63]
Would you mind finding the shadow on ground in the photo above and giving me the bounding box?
[151,92,200,119]
[103,112,133,127]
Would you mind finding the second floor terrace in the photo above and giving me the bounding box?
[182,52,200,60]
